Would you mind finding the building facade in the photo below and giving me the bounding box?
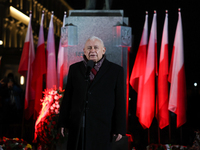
[0,0,72,89]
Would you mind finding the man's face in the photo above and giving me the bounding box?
[83,39,106,62]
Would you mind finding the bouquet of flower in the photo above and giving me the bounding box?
[147,143,167,150]
[147,143,189,150]
[189,130,200,150]
[0,137,32,150]
[33,87,67,150]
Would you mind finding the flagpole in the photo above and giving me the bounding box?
[21,99,25,138]
[168,82,171,143]
[29,9,35,143]
[145,10,150,145]
[178,8,183,145]
[21,9,33,138]
[148,128,150,145]
[156,71,160,144]
[165,8,171,144]
[153,9,160,144]
[155,11,160,142]
[169,111,171,143]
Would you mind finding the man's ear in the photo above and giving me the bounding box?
[103,47,106,54]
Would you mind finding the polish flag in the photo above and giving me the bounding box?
[157,11,169,129]
[168,9,186,128]
[139,11,157,128]
[57,12,66,89]
[46,12,57,89]
[32,12,46,119]
[130,12,148,119]
[18,13,35,120]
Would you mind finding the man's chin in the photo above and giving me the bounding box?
[89,58,97,62]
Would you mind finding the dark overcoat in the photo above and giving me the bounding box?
[59,58,126,150]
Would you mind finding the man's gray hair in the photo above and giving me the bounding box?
[87,36,104,47]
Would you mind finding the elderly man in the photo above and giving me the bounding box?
[59,36,126,150]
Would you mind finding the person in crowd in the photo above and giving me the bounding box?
[0,73,23,137]
[58,36,126,150]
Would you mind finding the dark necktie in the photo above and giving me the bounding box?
[91,68,97,76]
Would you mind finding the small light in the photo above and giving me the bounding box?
[129,98,131,101]
[20,76,25,85]
[194,82,197,87]
[0,40,3,45]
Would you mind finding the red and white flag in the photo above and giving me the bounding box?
[18,13,35,120]
[168,9,186,128]
[32,12,46,119]
[140,11,157,128]
[157,11,169,129]
[57,12,66,89]
[46,13,57,89]
[130,12,148,120]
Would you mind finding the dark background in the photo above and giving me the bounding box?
[69,0,200,148]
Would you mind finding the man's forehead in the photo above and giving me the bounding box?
[86,44,99,47]
[85,39,101,45]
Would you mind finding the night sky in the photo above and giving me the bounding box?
[65,0,200,147]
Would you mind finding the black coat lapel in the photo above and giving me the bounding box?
[79,61,86,78]
[89,59,111,90]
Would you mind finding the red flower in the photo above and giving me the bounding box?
[52,121,56,125]
[56,134,60,139]
[23,140,28,145]
[11,140,15,143]
[18,144,23,149]
[7,147,11,150]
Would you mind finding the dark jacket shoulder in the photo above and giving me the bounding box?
[69,61,84,68]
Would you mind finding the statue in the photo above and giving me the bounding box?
[85,0,113,10]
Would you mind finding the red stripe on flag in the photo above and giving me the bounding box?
[157,44,169,129]
[177,65,186,127]
[18,42,29,76]
[130,45,147,92]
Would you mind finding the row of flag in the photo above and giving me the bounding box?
[130,10,186,129]
[18,11,67,120]
[17,9,186,130]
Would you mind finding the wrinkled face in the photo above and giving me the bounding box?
[83,39,106,62]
